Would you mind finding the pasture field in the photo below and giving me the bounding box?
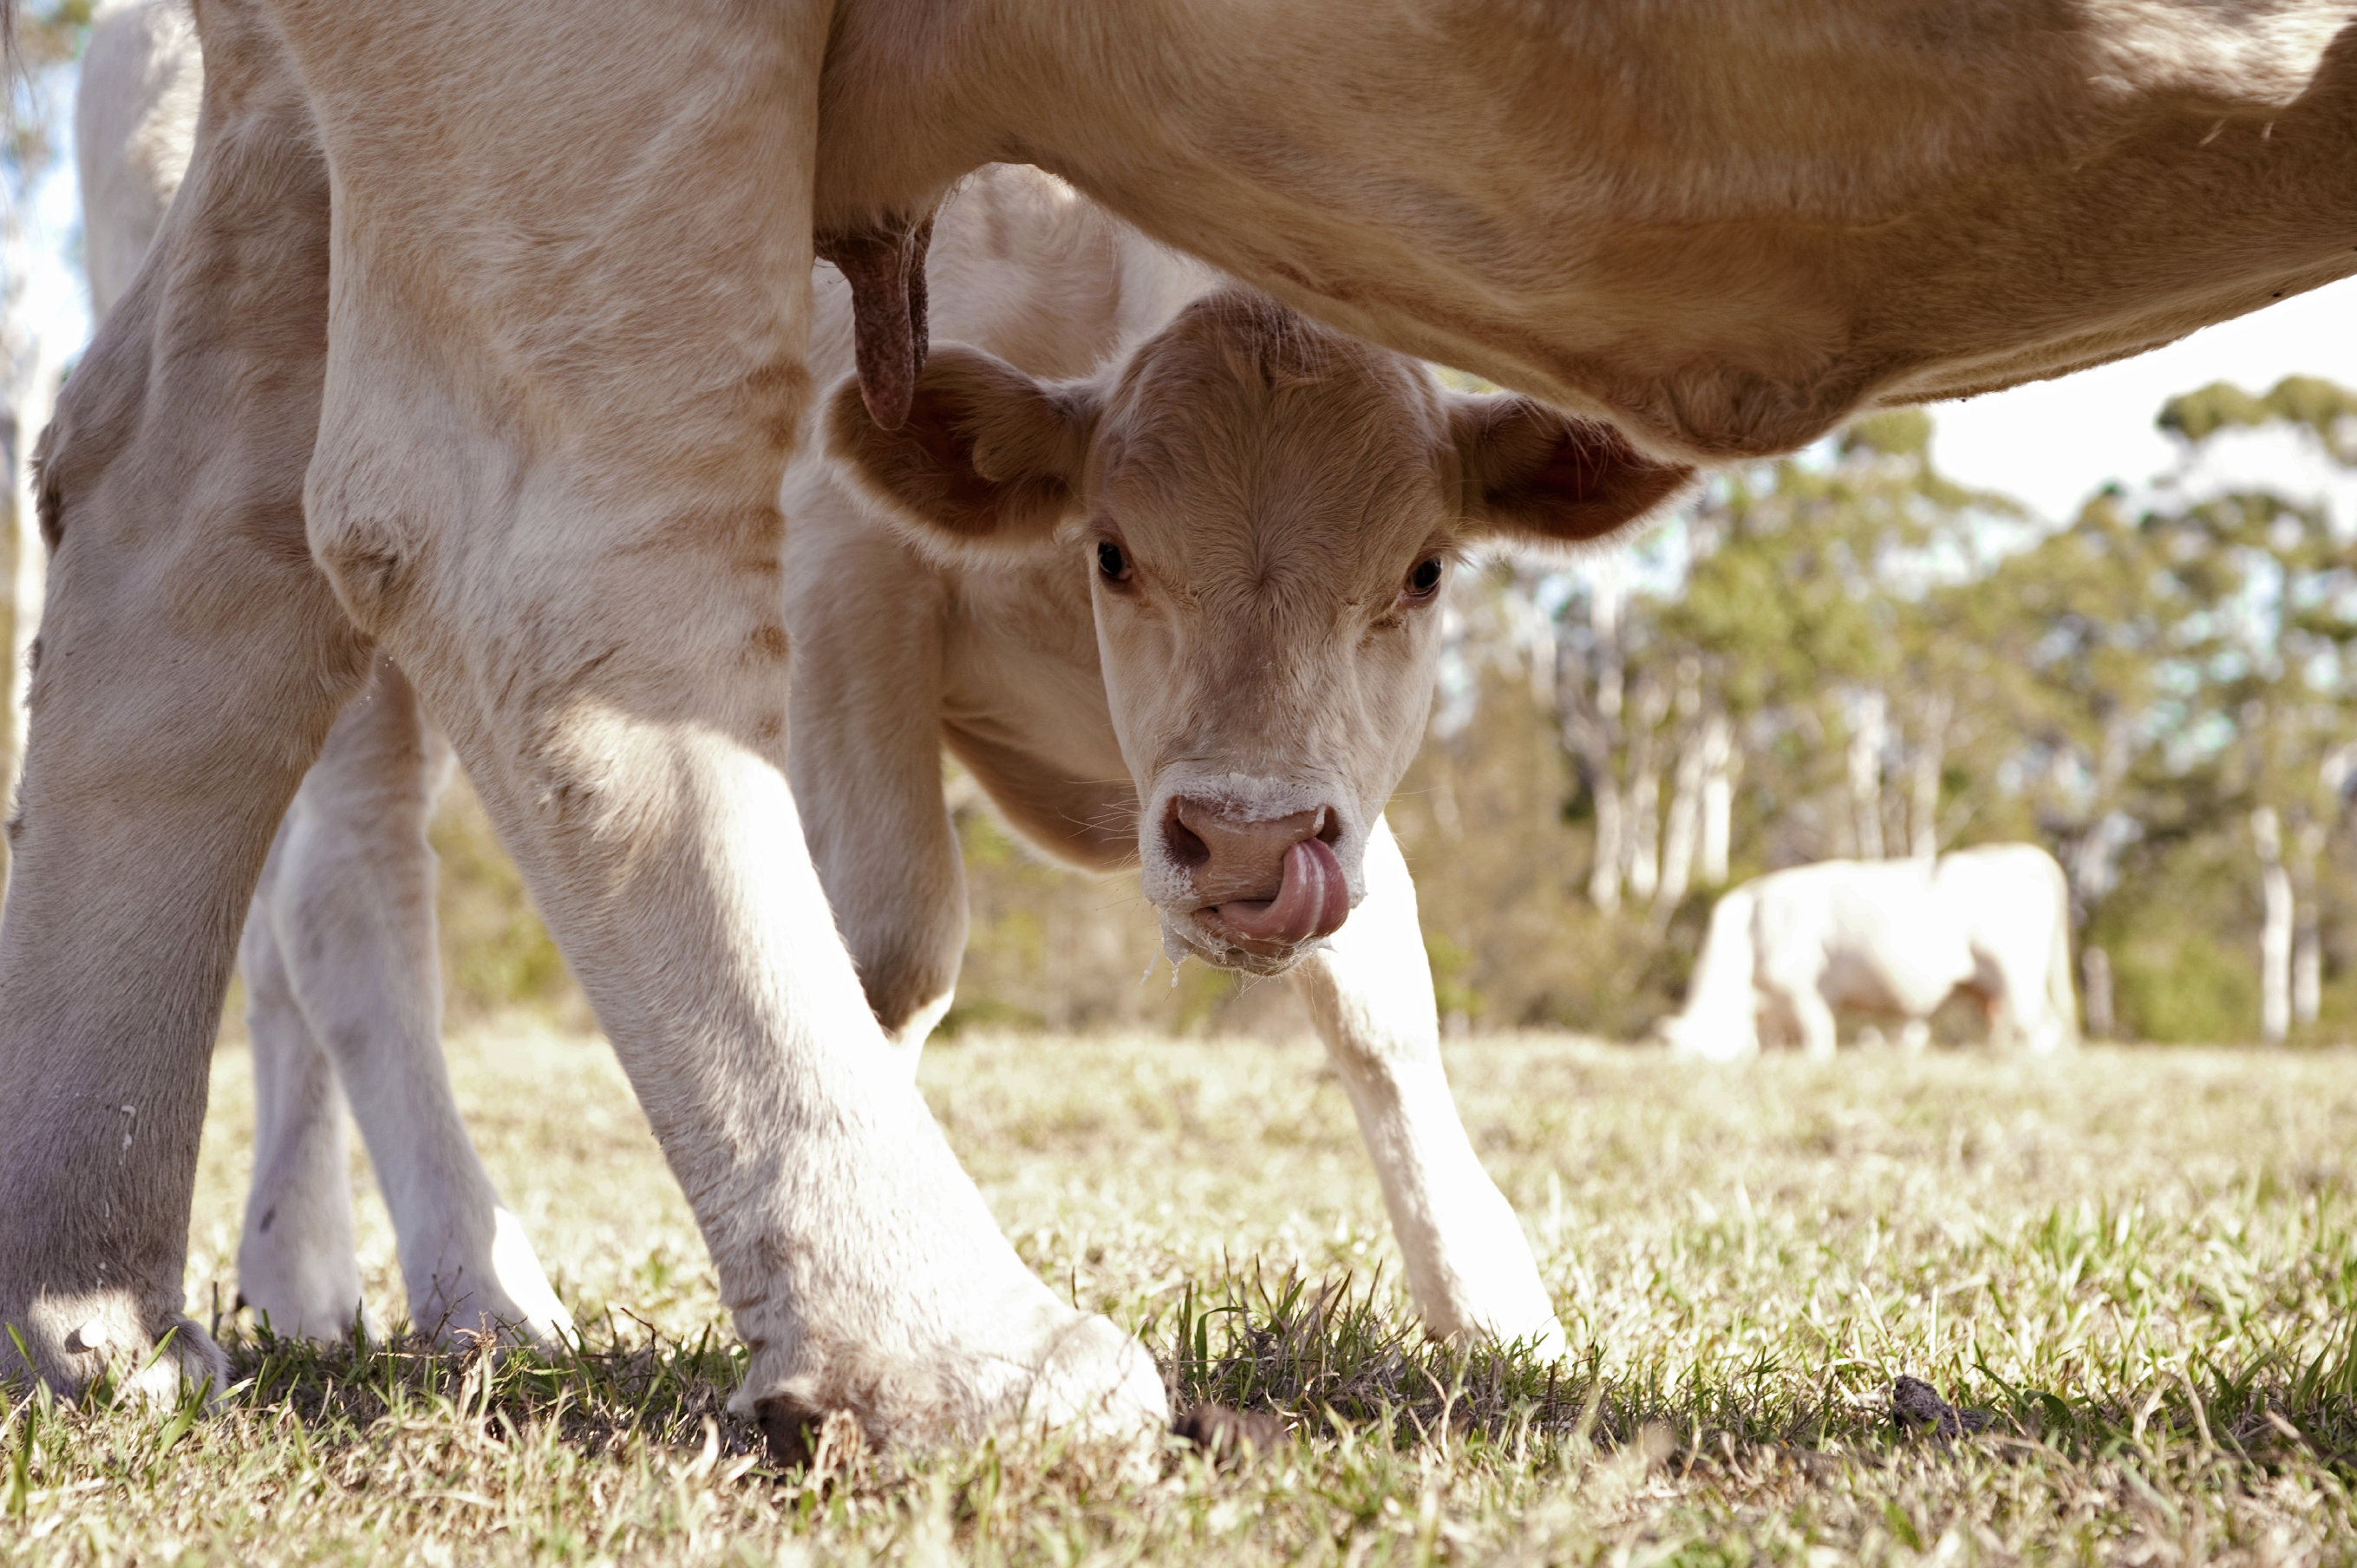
[7,1023,2357,1565]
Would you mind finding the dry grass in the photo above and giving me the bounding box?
[9,1024,2357,1563]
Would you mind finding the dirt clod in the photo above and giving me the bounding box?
[1890,1375,1993,1438]
[1174,1402,1288,1465]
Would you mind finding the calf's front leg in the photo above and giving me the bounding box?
[783,492,966,1068]
[1291,818,1568,1356]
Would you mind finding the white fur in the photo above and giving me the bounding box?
[1660,845,2080,1061]
[77,10,571,1350]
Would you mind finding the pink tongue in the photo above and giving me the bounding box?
[1218,838,1350,945]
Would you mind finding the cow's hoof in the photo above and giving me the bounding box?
[1520,1314,1573,1362]
[1,1294,230,1405]
[739,1309,1168,1466]
[1022,1311,1169,1441]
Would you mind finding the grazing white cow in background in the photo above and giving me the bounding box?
[5,0,2353,1457]
[1659,845,2079,1061]
[75,11,1628,1361]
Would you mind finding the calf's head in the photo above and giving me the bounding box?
[828,290,1690,974]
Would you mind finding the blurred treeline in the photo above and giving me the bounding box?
[398,378,2357,1046]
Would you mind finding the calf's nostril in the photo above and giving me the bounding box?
[1165,812,1211,872]
[1313,806,1342,847]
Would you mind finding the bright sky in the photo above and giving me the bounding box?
[1926,278,2357,523]
[14,62,2357,529]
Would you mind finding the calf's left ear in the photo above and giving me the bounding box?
[825,344,1096,556]
[1450,395,1695,550]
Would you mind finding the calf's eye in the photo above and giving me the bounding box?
[1096,540,1132,584]
[1405,557,1444,599]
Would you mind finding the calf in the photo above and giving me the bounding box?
[800,284,1691,1349]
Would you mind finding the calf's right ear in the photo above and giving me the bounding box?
[824,344,1095,554]
[1451,394,1696,552]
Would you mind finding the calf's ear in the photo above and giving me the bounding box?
[1450,394,1695,551]
[825,344,1094,554]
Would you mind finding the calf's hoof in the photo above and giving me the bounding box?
[410,1206,577,1350]
[1,1293,231,1404]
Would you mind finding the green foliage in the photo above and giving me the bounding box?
[2162,374,2357,462]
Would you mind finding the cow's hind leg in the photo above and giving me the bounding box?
[1291,819,1567,1356]
[1790,988,1841,1060]
[271,0,1162,1453]
[257,657,570,1343]
[0,0,366,1398]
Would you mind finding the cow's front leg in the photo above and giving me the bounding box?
[270,0,1162,1455]
[1291,818,1568,1356]
[258,657,570,1344]
[0,0,367,1401]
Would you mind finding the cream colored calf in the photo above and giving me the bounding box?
[6,0,2353,1455]
[1659,845,2079,1060]
[801,280,1690,1353]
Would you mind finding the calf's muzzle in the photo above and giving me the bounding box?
[1165,798,1351,951]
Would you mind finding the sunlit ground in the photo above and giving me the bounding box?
[10,1022,2357,1564]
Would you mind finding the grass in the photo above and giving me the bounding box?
[8,1022,2357,1563]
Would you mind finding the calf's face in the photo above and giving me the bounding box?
[829,291,1689,974]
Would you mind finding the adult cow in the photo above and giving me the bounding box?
[3,0,2353,1457]
[1658,845,2079,1060]
[67,8,1609,1382]
[77,4,1602,1356]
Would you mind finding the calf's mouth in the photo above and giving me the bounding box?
[1198,837,1350,950]
[1160,838,1353,976]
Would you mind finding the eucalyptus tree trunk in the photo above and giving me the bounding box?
[1846,689,1888,860]
[1561,566,1627,913]
[1655,660,1707,918]
[1623,670,1669,905]
[1907,692,1951,861]
[2081,946,2115,1039]
[2253,806,2293,1043]
[1698,711,1737,887]
[2293,815,2324,1028]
